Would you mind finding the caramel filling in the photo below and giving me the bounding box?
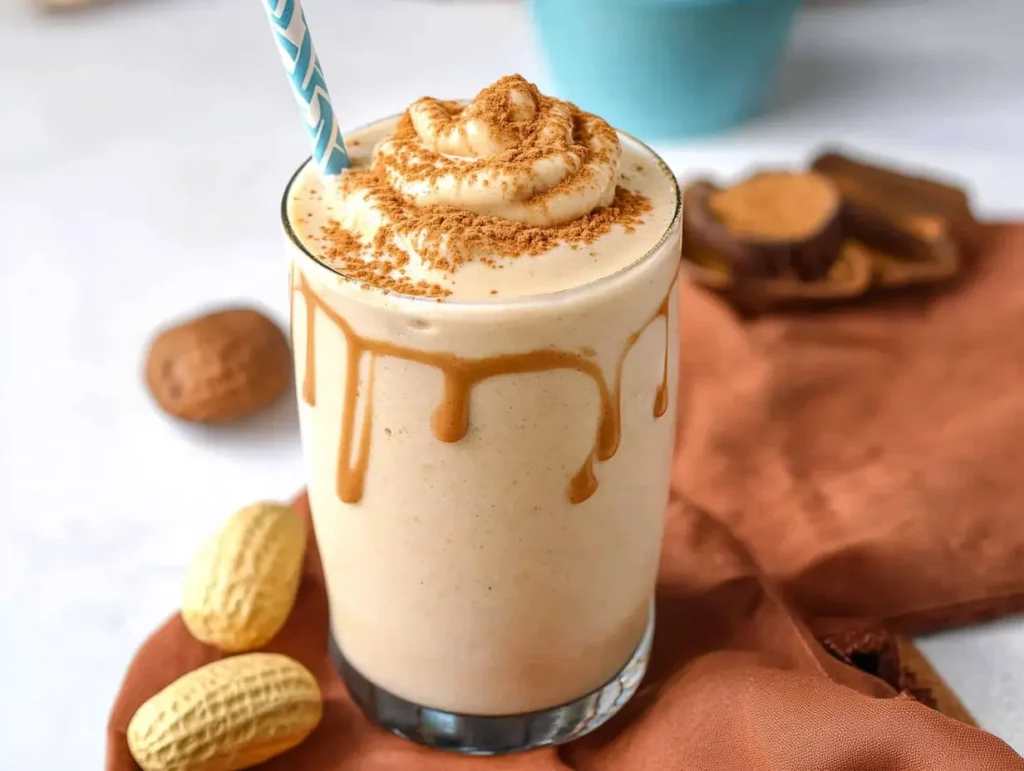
[292,269,675,505]
[709,171,839,242]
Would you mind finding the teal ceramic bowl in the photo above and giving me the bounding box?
[529,0,803,140]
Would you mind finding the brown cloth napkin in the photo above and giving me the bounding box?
[675,222,1024,634]
[107,494,1023,770]
[108,223,1024,769]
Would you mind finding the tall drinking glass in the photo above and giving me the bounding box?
[282,115,681,755]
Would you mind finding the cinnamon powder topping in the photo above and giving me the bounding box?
[709,171,840,241]
[302,75,654,299]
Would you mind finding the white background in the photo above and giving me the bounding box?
[2,0,1023,766]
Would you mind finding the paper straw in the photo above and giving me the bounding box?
[260,0,350,174]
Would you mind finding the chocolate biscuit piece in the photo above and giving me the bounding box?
[685,171,845,282]
[812,150,976,243]
[812,150,976,285]
[895,637,976,726]
[819,626,904,695]
[681,181,873,310]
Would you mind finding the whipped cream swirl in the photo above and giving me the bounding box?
[322,75,642,288]
[371,75,621,227]
[337,76,623,237]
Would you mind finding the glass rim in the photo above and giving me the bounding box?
[280,116,682,311]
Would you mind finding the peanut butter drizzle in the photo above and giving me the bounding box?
[288,264,296,344]
[293,271,676,505]
[431,351,615,449]
[652,292,672,418]
[302,288,318,407]
[336,349,375,503]
[568,451,598,505]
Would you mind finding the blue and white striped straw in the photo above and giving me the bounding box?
[260,0,350,175]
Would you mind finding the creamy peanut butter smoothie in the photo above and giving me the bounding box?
[283,75,681,753]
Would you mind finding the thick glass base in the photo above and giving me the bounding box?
[329,603,655,756]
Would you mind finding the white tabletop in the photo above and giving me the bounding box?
[2,0,1023,765]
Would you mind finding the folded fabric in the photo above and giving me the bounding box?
[675,223,1024,632]
[107,224,1024,769]
[107,492,1022,770]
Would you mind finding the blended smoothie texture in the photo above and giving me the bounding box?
[285,75,682,715]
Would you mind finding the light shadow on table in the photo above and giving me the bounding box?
[186,380,301,451]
